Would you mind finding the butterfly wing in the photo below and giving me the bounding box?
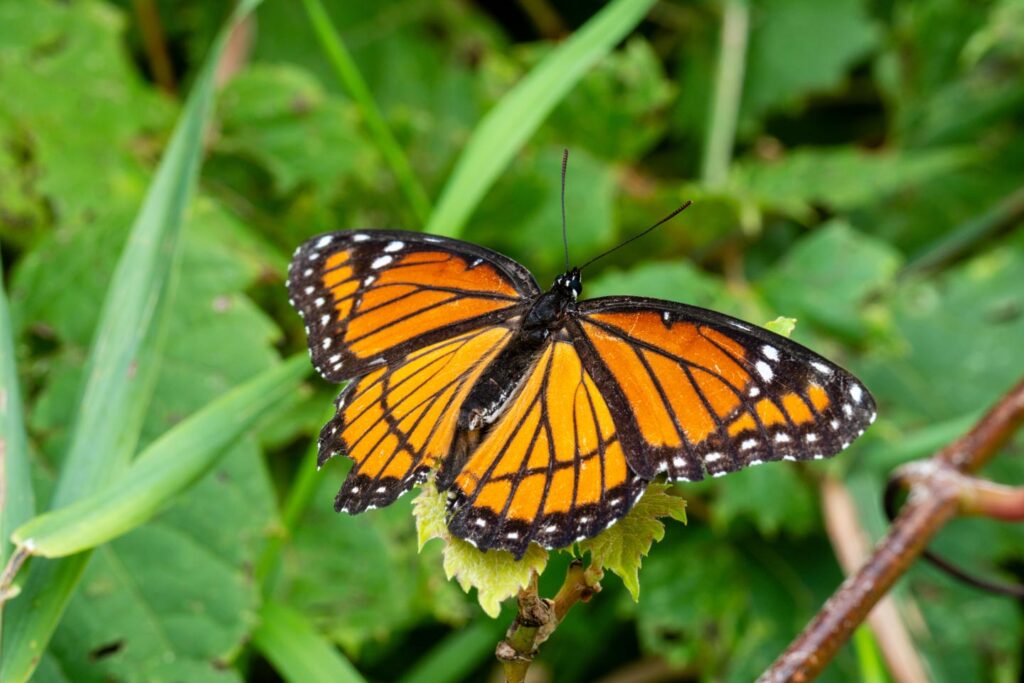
[325,324,517,513]
[445,337,646,558]
[287,230,540,381]
[571,296,876,481]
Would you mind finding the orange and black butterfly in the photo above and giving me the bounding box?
[287,218,875,559]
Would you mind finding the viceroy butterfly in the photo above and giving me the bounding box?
[287,216,875,559]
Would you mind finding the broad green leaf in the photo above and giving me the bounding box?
[252,600,367,683]
[579,483,686,601]
[730,148,973,219]
[545,38,676,161]
[216,64,376,195]
[587,261,743,317]
[858,236,1024,423]
[0,3,263,681]
[742,0,877,123]
[412,482,547,619]
[0,0,171,222]
[396,619,507,683]
[711,464,817,536]
[40,440,274,683]
[758,221,901,340]
[426,0,657,237]
[276,468,467,652]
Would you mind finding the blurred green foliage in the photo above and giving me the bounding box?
[2,0,1023,681]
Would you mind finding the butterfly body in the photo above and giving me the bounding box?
[288,229,876,558]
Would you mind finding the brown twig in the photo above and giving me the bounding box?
[759,377,1024,682]
[497,559,603,683]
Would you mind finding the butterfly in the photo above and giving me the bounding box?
[287,226,876,559]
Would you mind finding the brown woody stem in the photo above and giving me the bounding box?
[759,377,1024,683]
[497,559,603,683]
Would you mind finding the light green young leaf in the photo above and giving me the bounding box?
[413,484,548,618]
[764,316,797,337]
[579,483,686,601]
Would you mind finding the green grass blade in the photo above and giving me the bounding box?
[424,0,656,237]
[397,619,507,683]
[0,253,34,637]
[252,600,367,683]
[11,357,308,557]
[301,0,432,225]
[0,4,262,681]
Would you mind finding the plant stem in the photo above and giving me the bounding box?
[759,377,1024,682]
[701,0,749,188]
[300,0,433,226]
[497,559,603,683]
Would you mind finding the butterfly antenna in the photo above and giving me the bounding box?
[579,201,693,271]
[561,148,570,272]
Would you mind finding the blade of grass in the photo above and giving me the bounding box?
[10,357,308,557]
[0,3,262,681]
[397,619,508,683]
[701,0,749,187]
[0,253,34,639]
[300,0,432,225]
[424,0,657,238]
[252,599,367,683]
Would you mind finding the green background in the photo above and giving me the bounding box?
[1,0,1022,681]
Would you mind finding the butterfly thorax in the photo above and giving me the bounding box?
[522,267,581,339]
[456,269,581,436]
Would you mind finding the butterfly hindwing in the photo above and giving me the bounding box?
[324,325,515,514]
[572,297,876,481]
[287,230,540,381]
[445,338,646,558]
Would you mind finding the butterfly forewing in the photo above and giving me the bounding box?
[287,230,539,381]
[572,297,876,482]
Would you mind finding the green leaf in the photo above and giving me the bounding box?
[587,258,740,316]
[425,0,657,237]
[545,38,676,161]
[216,65,375,195]
[729,147,973,218]
[711,465,818,536]
[742,0,877,123]
[0,3,262,681]
[12,356,307,556]
[579,483,686,601]
[763,316,797,338]
[252,600,367,683]
[42,440,275,683]
[758,221,901,340]
[412,482,547,619]
[0,254,33,566]
[276,467,466,652]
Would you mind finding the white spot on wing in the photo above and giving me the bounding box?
[749,386,761,397]
[705,452,723,463]
[371,255,393,269]
[316,235,333,248]
[352,233,370,242]
[762,345,779,361]
[812,361,832,375]
[756,361,773,382]
[363,275,376,286]
[384,241,404,253]
[775,433,790,443]
[315,297,325,307]
[304,286,314,295]
[322,338,332,349]
[474,518,486,528]
[849,384,863,403]
[741,439,758,451]
[672,456,685,468]
[806,433,818,443]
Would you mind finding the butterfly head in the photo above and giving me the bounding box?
[553,267,582,300]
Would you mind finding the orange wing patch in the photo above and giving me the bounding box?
[446,341,642,558]
[288,232,532,382]
[322,326,512,514]
[577,306,876,480]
